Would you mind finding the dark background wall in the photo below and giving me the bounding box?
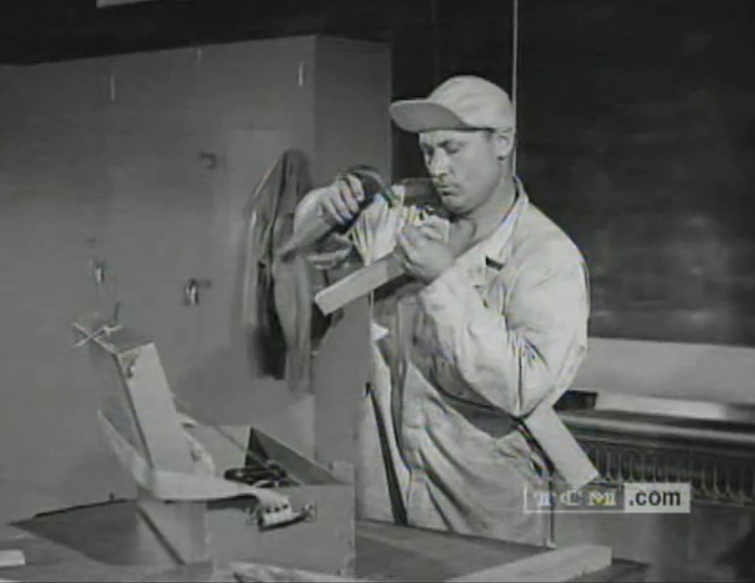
[391,0,755,348]
[519,0,755,347]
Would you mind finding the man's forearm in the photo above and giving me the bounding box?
[292,188,326,238]
[419,265,596,489]
[422,279,553,416]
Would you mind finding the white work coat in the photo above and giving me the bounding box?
[303,178,590,546]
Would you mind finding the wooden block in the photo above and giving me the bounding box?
[524,405,599,491]
[314,255,405,315]
[231,561,371,582]
[0,550,24,568]
[446,544,612,583]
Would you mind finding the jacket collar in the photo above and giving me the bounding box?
[455,176,529,286]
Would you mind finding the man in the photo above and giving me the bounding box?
[295,75,590,545]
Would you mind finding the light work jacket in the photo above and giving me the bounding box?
[349,177,591,546]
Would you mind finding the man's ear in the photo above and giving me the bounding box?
[492,129,516,160]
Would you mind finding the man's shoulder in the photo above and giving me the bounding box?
[512,201,586,269]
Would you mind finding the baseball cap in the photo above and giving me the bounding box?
[389,75,516,133]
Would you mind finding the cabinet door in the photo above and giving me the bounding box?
[191,127,317,460]
[0,61,131,522]
[102,50,213,425]
[99,40,323,470]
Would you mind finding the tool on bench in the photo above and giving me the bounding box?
[223,459,318,530]
[253,501,317,531]
[224,460,298,489]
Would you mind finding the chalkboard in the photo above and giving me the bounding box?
[517,0,755,346]
[391,0,755,346]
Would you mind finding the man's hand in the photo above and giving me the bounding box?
[395,222,455,284]
[318,174,367,227]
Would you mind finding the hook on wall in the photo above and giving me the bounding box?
[183,277,213,306]
[94,261,107,285]
[199,151,218,170]
[89,257,108,286]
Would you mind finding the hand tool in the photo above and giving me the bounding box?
[276,165,398,262]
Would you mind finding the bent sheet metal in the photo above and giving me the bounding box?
[71,317,354,572]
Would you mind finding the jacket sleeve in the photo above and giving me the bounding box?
[418,242,590,418]
[294,187,407,266]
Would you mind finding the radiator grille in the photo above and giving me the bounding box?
[571,433,755,506]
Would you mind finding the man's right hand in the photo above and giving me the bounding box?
[317,173,367,227]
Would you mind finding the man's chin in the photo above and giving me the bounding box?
[437,189,460,204]
[438,194,466,215]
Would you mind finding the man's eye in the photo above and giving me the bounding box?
[445,144,460,154]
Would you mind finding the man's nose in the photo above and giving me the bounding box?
[427,150,449,177]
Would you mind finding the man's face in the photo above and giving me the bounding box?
[418,129,504,217]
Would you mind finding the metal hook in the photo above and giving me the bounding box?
[184,278,212,306]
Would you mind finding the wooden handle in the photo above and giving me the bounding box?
[277,216,334,261]
[278,167,389,261]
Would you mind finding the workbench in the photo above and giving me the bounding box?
[0,499,647,582]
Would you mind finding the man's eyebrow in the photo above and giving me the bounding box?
[439,139,462,149]
[420,136,464,150]
[423,139,458,150]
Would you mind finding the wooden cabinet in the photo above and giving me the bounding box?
[0,36,391,522]
[0,59,131,522]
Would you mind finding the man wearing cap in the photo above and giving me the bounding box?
[294,75,590,545]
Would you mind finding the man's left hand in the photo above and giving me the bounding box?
[395,222,455,284]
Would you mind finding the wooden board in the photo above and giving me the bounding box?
[447,545,612,583]
[525,405,599,490]
[232,561,367,582]
[0,550,24,568]
[353,521,609,582]
[3,502,638,583]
